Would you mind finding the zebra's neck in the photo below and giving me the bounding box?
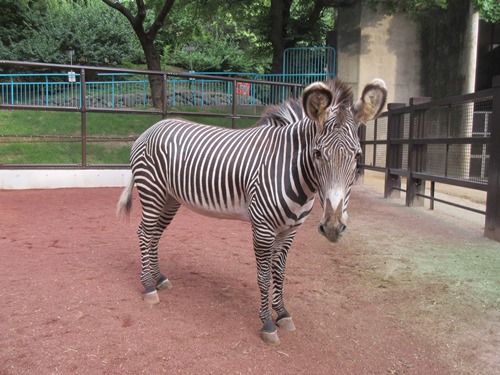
[268,119,319,204]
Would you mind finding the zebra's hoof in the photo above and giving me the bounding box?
[143,290,160,305]
[156,278,173,291]
[276,316,296,331]
[260,330,280,346]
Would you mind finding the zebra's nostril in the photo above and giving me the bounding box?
[318,224,326,235]
[339,224,347,233]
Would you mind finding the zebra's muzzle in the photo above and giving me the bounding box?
[318,221,346,242]
[318,198,346,242]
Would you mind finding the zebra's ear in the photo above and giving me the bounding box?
[353,79,387,123]
[302,82,334,132]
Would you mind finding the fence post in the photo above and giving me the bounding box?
[231,80,237,129]
[406,97,431,207]
[80,68,87,167]
[357,123,366,184]
[384,103,406,198]
[162,74,167,118]
[485,76,500,241]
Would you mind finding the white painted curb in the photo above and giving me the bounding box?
[0,169,132,190]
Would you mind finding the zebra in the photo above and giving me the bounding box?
[117,77,387,345]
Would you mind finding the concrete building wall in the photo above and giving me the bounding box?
[335,0,481,179]
[336,2,421,105]
[336,0,479,104]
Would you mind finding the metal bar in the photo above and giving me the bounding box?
[231,80,237,129]
[358,165,386,173]
[416,193,486,215]
[162,74,167,118]
[80,68,87,167]
[412,172,488,190]
[430,181,435,210]
[45,76,49,107]
[485,76,500,240]
[386,89,494,114]
[385,103,405,198]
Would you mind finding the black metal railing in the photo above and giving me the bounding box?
[360,76,500,241]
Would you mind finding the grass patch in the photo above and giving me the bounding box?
[0,107,260,165]
[0,141,82,164]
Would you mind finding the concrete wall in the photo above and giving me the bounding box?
[336,2,421,104]
[336,0,479,104]
[0,169,131,190]
[419,0,478,98]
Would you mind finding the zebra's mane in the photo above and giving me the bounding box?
[326,78,353,109]
[255,78,353,128]
[255,99,304,127]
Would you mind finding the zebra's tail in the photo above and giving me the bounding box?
[116,176,134,218]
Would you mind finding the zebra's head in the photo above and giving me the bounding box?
[302,78,387,242]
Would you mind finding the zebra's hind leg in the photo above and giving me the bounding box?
[151,201,180,293]
[138,196,180,305]
[272,231,297,332]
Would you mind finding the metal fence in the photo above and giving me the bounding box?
[0,60,303,169]
[360,77,500,241]
[0,71,326,109]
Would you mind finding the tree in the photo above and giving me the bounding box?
[0,0,141,74]
[266,0,338,74]
[160,0,267,72]
[101,0,176,108]
[0,0,31,49]
[162,0,339,75]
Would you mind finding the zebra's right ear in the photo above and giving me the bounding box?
[302,82,334,132]
[353,79,387,123]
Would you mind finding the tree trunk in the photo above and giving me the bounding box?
[269,0,328,76]
[269,0,290,75]
[140,36,163,109]
[102,0,176,109]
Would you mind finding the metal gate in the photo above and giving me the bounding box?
[282,47,336,85]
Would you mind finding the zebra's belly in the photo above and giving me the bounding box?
[179,200,251,223]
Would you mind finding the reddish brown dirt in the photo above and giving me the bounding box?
[1,186,499,375]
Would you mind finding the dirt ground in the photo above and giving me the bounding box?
[1,181,499,374]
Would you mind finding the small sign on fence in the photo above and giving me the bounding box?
[236,82,250,97]
[68,71,76,83]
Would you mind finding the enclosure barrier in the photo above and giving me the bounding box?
[0,60,302,169]
[2,60,500,241]
[360,76,500,242]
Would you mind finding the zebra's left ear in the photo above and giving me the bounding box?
[353,79,387,123]
[302,82,334,132]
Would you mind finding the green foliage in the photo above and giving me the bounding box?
[289,3,336,47]
[0,0,141,68]
[0,0,31,48]
[1,0,338,76]
[161,0,268,72]
[165,35,259,72]
[472,0,500,23]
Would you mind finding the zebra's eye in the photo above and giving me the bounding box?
[313,149,322,160]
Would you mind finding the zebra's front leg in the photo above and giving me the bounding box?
[253,228,280,345]
[272,231,297,332]
[256,253,278,345]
